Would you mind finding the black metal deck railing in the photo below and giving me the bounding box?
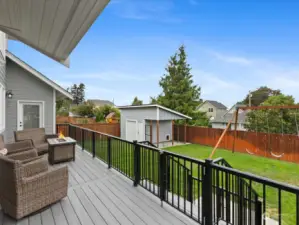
[57,124,299,225]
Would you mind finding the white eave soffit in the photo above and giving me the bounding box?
[0,0,110,66]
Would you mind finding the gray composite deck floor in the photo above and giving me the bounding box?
[0,147,198,225]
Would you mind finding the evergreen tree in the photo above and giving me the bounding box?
[132,96,143,106]
[70,83,85,105]
[156,45,209,126]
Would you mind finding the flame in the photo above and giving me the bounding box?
[59,131,65,139]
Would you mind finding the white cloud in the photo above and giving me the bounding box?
[110,0,181,23]
[61,71,159,82]
[209,51,252,65]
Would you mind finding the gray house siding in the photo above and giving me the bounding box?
[120,107,180,143]
[0,32,6,86]
[159,108,187,120]
[150,120,172,144]
[5,59,54,142]
[0,40,5,136]
[120,108,157,140]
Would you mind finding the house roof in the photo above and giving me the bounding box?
[117,104,192,120]
[0,0,110,66]
[200,100,227,109]
[6,51,73,99]
[88,99,114,106]
[212,110,248,124]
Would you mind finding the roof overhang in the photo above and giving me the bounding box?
[118,104,192,120]
[6,51,73,100]
[0,0,110,66]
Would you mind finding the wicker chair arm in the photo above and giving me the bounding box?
[7,149,38,161]
[22,158,48,177]
[21,155,44,164]
[5,140,34,154]
[22,166,68,185]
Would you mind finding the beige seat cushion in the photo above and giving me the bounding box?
[0,148,7,156]
[36,143,49,155]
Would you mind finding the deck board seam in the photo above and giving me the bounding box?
[94,181,148,225]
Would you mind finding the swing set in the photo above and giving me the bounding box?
[209,105,299,159]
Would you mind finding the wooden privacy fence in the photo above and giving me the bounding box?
[174,125,299,164]
[56,116,96,124]
[57,123,120,137]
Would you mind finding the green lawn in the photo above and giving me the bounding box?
[164,144,299,186]
[165,144,299,225]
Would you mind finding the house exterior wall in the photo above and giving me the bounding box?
[212,122,246,131]
[0,31,6,136]
[147,120,172,144]
[0,31,6,64]
[5,59,54,142]
[120,107,178,142]
[198,102,227,119]
[120,108,157,140]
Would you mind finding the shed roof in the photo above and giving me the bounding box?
[117,104,192,120]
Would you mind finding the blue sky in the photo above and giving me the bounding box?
[8,0,299,107]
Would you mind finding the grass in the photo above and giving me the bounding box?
[164,144,299,187]
[165,144,299,225]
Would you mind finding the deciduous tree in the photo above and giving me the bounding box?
[244,94,299,134]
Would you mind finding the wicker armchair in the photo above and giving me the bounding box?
[14,128,58,155]
[0,135,35,156]
[0,156,68,219]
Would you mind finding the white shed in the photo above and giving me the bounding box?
[118,104,191,147]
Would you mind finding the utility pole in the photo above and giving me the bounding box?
[249,91,253,107]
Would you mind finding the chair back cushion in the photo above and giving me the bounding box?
[0,135,4,150]
[15,128,46,146]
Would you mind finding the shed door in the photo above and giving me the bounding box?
[138,122,145,142]
[126,120,138,141]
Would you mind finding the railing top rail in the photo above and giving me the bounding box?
[212,157,224,163]
[67,123,133,144]
[212,163,299,194]
[62,123,206,165]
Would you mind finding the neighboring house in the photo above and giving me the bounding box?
[88,99,114,108]
[118,104,191,147]
[211,103,248,131]
[198,100,227,120]
[4,52,72,142]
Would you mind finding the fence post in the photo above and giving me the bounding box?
[187,173,193,203]
[107,137,111,169]
[202,159,213,225]
[159,151,167,202]
[133,140,141,187]
[82,129,85,151]
[92,132,96,158]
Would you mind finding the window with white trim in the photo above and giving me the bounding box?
[0,84,5,132]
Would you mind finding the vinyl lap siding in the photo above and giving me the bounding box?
[0,35,5,136]
[5,59,54,142]
[120,108,157,140]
